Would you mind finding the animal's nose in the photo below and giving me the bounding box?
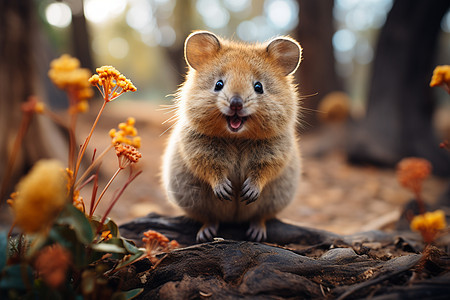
[230,96,243,111]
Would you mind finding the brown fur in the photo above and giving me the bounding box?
[162,31,303,241]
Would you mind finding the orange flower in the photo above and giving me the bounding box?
[101,230,112,241]
[430,65,450,93]
[115,144,142,169]
[89,66,136,102]
[396,157,432,197]
[35,244,72,288]
[48,54,93,112]
[410,210,447,244]
[109,117,141,148]
[142,230,179,264]
[12,160,67,233]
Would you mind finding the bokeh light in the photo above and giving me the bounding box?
[126,3,154,32]
[332,29,356,52]
[442,9,450,33]
[45,2,72,28]
[264,0,298,30]
[108,37,129,59]
[84,0,126,24]
[224,0,252,12]
[196,0,230,29]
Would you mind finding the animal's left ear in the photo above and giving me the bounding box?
[266,37,302,76]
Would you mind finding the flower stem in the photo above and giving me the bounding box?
[73,100,107,185]
[91,167,122,215]
[98,169,142,227]
[0,108,34,204]
[75,144,114,189]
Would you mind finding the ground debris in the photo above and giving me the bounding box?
[118,213,449,299]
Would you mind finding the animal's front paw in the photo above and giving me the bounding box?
[240,178,260,204]
[213,178,233,201]
[196,223,219,242]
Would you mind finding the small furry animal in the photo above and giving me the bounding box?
[162,31,302,242]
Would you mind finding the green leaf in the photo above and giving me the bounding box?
[122,239,142,255]
[91,243,126,254]
[124,288,144,299]
[90,216,119,238]
[56,203,94,245]
[114,251,144,270]
[0,231,7,270]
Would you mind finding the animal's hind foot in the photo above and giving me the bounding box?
[196,222,219,242]
[246,220,267,242]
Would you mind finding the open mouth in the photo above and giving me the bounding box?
[226,114,247,132]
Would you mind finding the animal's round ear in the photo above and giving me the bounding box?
[185,31,221,70]
[266,37,302,76]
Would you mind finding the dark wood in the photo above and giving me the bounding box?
[118,213,449,299]
[347,0,450,176]
[293,0,343,130]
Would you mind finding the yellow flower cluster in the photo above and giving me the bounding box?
[48,54,94,112]
[109,117,141,148]
[430,65,450,92]
[410,210,447,243]
[12,160,67,233]
[88,66,137,102]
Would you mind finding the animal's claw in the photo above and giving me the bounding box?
[240,178,260,204]
[213,178,233,201]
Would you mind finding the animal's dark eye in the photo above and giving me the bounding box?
[254,81,263,94]
[214,80,224,91]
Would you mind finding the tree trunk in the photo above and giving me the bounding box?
[347,0,450,176]
[293,0,342,130]
[0,0,68,206]
[71,0,94,69]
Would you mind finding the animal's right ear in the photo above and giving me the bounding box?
[185,31,221,70]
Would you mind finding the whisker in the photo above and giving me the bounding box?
[160,120,178,137]
[299,92,319,101]
[162,114,179,125]
[301,107,323,114]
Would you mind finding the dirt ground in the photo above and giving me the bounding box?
[70,100,449,235]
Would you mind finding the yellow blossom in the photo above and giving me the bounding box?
[12,160,67,233]
[110,117,141,148]
[35,102,45,114]
[48,54,93,108]
[410,210,447,243]
[72,190,85,212]
[88,66,136,102]
[430,65,450,93]
[101,230,112,241]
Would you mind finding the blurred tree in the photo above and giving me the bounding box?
[293,0,342,130]
[0,0,67,204]
[166,0,196,84]
[70,0,94,69]
[347,0,450,176]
